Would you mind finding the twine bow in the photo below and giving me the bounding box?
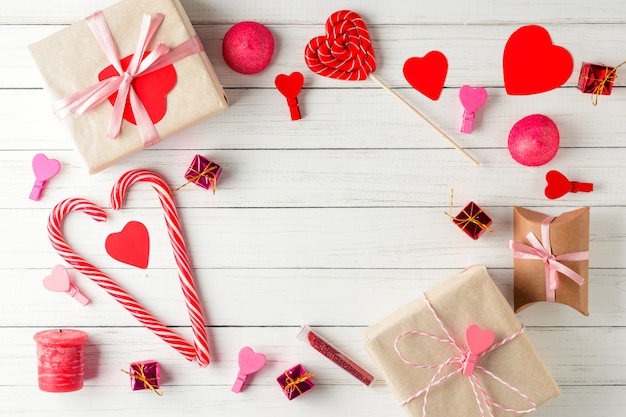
[394,294,536,417]
[121,363,162,396]
[508,216,587,302]
[53,11,204,147]
[283,371,315,396]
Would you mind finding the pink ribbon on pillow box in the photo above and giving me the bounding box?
[394,294,536,417]
[508,216,588,303]
[53,11,204,147]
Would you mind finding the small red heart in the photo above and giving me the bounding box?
[105,221,150,269]
[545,170,573,200]
[98,52,177,125]
[465,324,494,355]
[403,51,448,100]
[503,25,573,95]
[275,72,304,99]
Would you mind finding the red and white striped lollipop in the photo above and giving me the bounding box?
[304,10,478,165]
[48,170,210,366]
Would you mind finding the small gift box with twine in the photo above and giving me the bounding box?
[577,61,624,105]
[182,154,221,193]
[445,190,493,240]
[276,364,315,400]
[122,360,162,395]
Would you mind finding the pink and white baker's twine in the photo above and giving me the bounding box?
[48,170,210,366]
[393,294,536,417]
[508,216,588,302]
[53,11,204,147]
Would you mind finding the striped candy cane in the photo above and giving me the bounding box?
[111,169,210,367]
[48,171,210,366]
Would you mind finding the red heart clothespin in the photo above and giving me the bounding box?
[544,170,594,200]
[275,72,304,120]
[462,324,494,376]
[459,85,488,134]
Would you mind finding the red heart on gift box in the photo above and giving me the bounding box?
[503,25,573,95]
[403,51,448,100]
[105,220,150,269]
[98,52,177,125]
[275,72,304,99]
[304,10,376,81]
[465,324,494,355]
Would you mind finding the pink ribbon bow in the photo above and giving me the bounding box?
[394,294,536,417]
[508,216,588,302]
[53,11,204,147]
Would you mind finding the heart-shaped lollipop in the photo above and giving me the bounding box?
[232,346,267,393]
[544,170,593,199]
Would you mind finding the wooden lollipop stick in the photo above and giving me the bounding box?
[369,73,479,166]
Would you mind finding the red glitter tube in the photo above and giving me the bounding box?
[297,325,375,386]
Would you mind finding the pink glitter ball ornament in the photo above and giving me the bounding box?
[508,114,560,166]
[222,22,274,74]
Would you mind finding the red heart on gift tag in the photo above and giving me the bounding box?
[105,221,150,269]
[304,10,376,81]
[99,52,177,125]
[545,170,573,199]
[503,25,573,95]
[43,265,72,292]
[275,72,304,99]
[465,324,494,355]
[403,51,448,100]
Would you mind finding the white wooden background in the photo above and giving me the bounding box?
[1,0,625,416]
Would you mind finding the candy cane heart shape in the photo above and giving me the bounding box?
[110,169,210,367]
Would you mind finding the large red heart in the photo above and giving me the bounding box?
[48,170,210,366]
[304,10,376,81]
[503,25,573,95]
[98,52,177,125]
[105,221,150,269]
[403,51,448,100]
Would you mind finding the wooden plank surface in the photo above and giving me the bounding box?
[1,1,625,416]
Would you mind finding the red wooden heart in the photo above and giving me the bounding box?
[403,51,448,100]
[275,72,304,99]
[105,221,150,269]
[98,52,177,125]
[503,25,573,95]
[304,10,376,81]
[545,170,572,200]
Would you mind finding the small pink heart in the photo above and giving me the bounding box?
[43,264,71,293]
[465,324,494,355]
[238,346,267,376]
[459,85,488,113]
[32,153,61,182]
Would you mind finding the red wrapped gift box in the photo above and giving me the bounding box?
[126,360,161,395]
[451,201,492,240]
[577,62,616,96]
[276,364,315,400]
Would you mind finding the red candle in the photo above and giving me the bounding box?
[33,329,88,392]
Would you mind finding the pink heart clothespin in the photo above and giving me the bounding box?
[459,85,488,134]
[43,265,90,306]
[544,170,594,200]
[275,72,304,120]
[462,324,494,376]
[30,153,61,201]
[232,346,267,393]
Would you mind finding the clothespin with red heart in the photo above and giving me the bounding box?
[544,170,593,200]
[275,72,304,120]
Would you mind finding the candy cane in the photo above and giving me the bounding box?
[111,170,210,367]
